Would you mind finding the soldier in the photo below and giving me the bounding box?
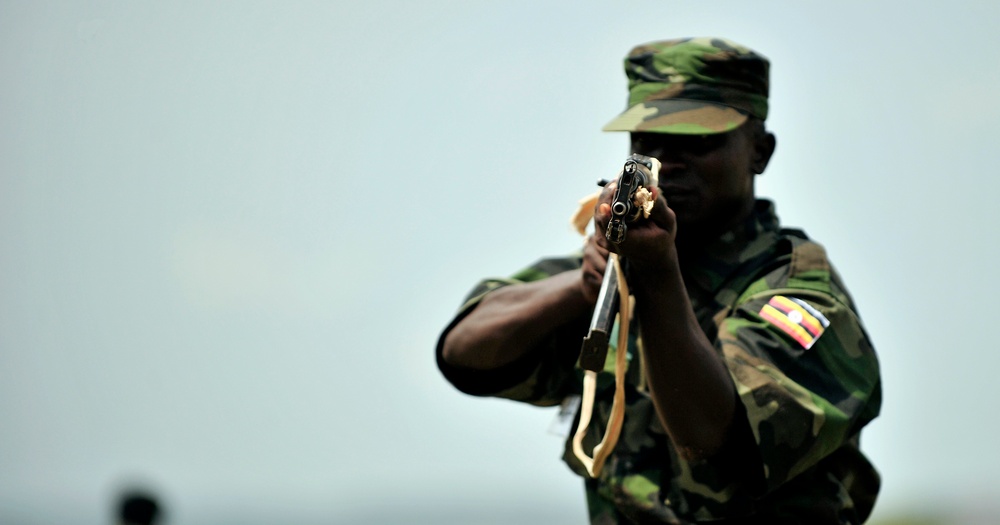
[436,37,881,524]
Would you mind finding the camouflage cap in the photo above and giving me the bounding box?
[603,37,769,135]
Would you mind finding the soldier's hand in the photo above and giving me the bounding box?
[593,182,679,274]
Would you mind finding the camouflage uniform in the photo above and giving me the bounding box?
[437,201,880,523]
[436,38,881,524]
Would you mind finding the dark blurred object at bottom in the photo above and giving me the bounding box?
[118,491,160,525]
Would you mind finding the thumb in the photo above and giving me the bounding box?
[644,190,676,233]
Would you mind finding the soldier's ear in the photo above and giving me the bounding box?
[752,131,776,175]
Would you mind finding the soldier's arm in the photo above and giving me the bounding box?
[441,270,591,370]
[441,237,609,371]
[631,260,740,459]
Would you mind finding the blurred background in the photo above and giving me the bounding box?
[2,1,998,524]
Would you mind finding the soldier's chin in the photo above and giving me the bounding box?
[670,206,699,228]
[665,194,697,215]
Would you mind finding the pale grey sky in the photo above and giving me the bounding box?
[3,1,999,524]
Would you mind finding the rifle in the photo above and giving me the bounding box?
[572,153,660,477]
[579,154,659,374]
[605,154,658,244]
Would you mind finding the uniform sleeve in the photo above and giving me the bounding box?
[435,256,588,407]
[717,282,881,491]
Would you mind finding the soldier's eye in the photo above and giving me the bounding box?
[630,132,726,158]
[631,136,657,156]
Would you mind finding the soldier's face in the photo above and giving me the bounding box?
[631,123,769,238]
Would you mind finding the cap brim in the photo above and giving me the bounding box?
[602,99,748,134]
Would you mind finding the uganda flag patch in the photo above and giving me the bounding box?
[759,295,830,349]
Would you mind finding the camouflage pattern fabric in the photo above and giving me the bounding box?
[436,200,881,524]
[602,37,770,135]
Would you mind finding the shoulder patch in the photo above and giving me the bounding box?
[759,295,830,349]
